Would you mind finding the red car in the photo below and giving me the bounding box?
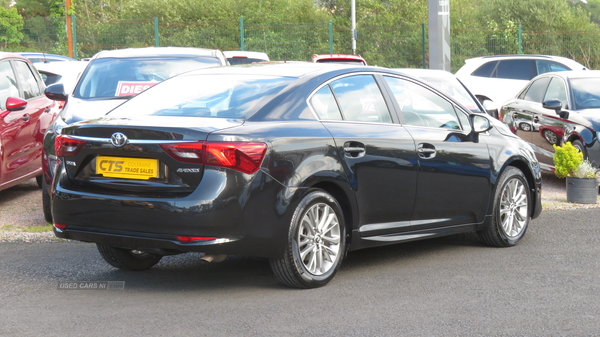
[0,52,56,192]
[311,53,367,65]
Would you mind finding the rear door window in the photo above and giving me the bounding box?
[330,75,392,123]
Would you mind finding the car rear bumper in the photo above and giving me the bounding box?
[51,168,291,258]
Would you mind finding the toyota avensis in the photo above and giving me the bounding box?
[50,63,542,288]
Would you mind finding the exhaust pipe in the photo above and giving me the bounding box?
[200,254,227,263]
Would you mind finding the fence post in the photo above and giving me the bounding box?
[518,25,522,54]
[422,23,426,69]
[72,14,77,60]
[329,21,333,54]
[239,17,244,51]
[154,17,159,47]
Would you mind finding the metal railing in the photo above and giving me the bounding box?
[3,16,600,71]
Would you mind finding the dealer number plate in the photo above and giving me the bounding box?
[96,156,159,180]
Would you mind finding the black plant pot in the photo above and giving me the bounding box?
[566,177,599,204]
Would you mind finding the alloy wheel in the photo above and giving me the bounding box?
[297,202,341,276]
[499,178,528,238]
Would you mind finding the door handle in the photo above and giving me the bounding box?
[343,142,366,158]
[417,143,436,159]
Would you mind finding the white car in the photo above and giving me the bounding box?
[223,51,269,65]
[455,54,587,118]
[35,61,88,94]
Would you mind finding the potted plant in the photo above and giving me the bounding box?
[553,142,600,204]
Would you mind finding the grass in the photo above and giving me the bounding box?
[0,224,53,232]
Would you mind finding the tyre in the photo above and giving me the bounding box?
[35,175,43,188]
[571,139,587,159]
[42,182,52,224]
[270,190,346,289]
[542,129,558,145]
[97,244,162,271]
[478,167,530,247]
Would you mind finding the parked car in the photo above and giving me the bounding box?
[41,47,229,223]
[455,54,588,118]
[17,52,75,63]
[50,62,542,288]
[1,52,56,192]
[311,53,367,65]
[35,61,88,109]
[223,51,269,65]
[500,70,600,172]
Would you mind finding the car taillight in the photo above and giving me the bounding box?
[160,141,267,174]
[498,107,504,121]
[55,135,86,156]
[57,100,66,109]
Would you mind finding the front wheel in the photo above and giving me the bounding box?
[478,167,530,247]
[270,190,346,289]
[97,244,162,271]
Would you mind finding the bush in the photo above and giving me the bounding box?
[552,142,583,178]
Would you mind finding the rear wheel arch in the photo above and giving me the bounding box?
[310,181,354,242]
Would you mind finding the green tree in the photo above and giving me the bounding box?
[0,7,24,50]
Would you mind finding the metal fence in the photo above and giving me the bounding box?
[3,16,600,71]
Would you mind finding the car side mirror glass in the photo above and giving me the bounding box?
[470,114,492,133]
[45,83,68,102]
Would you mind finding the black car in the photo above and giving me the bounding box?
[500,70,600,171]
[50,63,542,288]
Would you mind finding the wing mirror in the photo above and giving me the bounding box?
[467,114,492,143]
[543,99,569,119]
[470,114,492,133]
[45,83,68,102]
[5,97,28,111]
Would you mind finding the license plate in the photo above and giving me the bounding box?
[96,156,159,180]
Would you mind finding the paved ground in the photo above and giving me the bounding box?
[1,208,599,336]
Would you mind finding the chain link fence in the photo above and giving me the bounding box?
[3,16,600,71]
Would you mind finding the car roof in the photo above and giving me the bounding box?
[0,51,31,62]
[16,52,75,62]
[34,60,89,74]
[90,47,227,61]
[461,54,587,69]
[180,61,378,78]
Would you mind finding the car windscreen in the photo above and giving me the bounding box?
[107,74,294,119]
[572,77,600,110]
[72,56,223,99]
